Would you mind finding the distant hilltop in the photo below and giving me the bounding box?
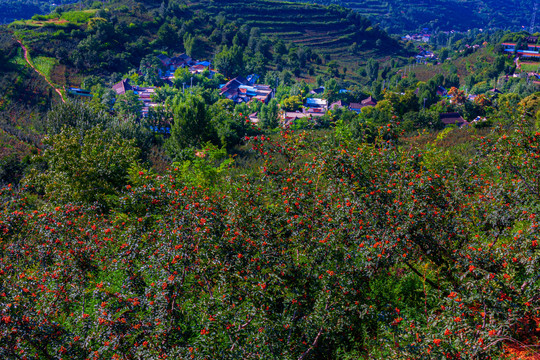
[286,0,536,33]
[0,0,78,24]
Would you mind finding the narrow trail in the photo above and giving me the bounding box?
[17,40,66,103]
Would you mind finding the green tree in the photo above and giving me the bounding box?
[209,98,249,149]
[259,98,280,129]
[173,67,195,89]
[0,155,25,185]
[366,58,379,82]
[167,94,217,156]
[324,78,340,103]
[139,55,164,86]
[214,45,244,78]
[274,39,287,55]
[439,48,449,62]
[46,100,112,134]
[386,89,419,116]
[101,89,116,111]
[157,23,178,48]
[444,73,460,89]
[491,55,506,78]
[183,33,206,59]
[114,90,143,118]
[326,60,339,78]
[281,95,303,111]
[349,42,359,55]
[24,127,139,208]
[0,47,8,71]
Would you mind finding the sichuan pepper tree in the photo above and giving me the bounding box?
[1,117,538,359]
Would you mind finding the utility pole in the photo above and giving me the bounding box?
[531,2,538,33]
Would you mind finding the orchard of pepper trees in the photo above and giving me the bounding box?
[0,113,539,359]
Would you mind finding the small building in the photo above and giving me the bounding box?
[157,53,193,72]
[220,76,274,104]
[437,86,448,97]
[248,112,259,124]
[251,85,274,104]
[156,54,171,67]
[330,100,347,110]
[310,87,325,95]
[501,42,540,58]
[189,64,209,74]
[112,78,133,95]
[281,110,323,128]
[112,79,158,117]
[361,96,377,107]
[348,96,377,113]
[68,87,92,98]
[305,98,328,109]
[246,74,259,85]
[283,111,311,120]
[348,103,364,113]
[440,112,469,127]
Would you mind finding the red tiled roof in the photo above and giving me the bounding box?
[330,100,347,109]
[112,79,132,95]
[440,112,468,126]
[361,96,377,106]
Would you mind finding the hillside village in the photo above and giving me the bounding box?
[91,42,513,131]
[76,51,391,129]
[58,19,534,134]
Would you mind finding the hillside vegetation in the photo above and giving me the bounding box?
[0,105,539,359]
[3,0,403,90]
[189,0,400,66]
[291,0,535,33]
[1,0,540,354]
[0,0,78,25]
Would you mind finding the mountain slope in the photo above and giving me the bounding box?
[289,0,536,33]
[0,0,78,25]
[189,0,402,64]
[3,0,405,92]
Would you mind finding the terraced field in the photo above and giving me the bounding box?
[338,0,389,17]
[190,0,402,64]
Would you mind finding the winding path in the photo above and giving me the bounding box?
[17,40,66,103]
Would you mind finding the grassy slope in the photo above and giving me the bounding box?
[0,50,49,162]
[406,47,495,85]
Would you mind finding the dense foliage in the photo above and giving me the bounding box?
[0,0,78,25]
[3,0,402,91]
[291,0,536,33]
[1,105,539,358]
[1,1,540,357]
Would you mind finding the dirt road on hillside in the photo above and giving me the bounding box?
[17,40,66,103]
